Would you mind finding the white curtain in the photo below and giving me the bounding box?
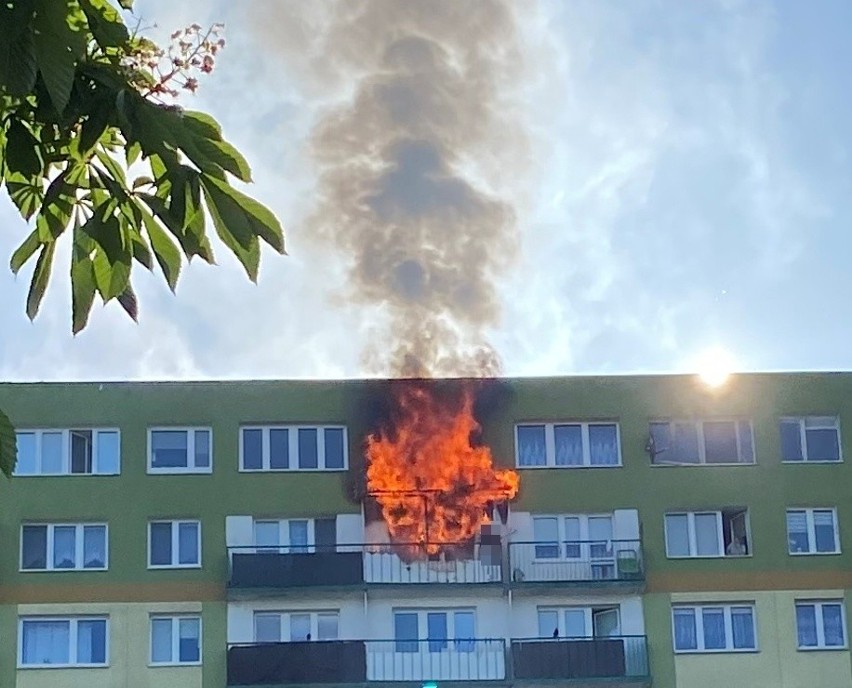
[554,425,583,466]
[701,609,726,649]
[22,620,69,665]
[823,605,845,646]
[53,526,76,569]
[179,618,200,662]
[796,606,818,646]
[83,526,106,568]
[731,608,755,649]
[589,425,618,465]
[151,618,173,662]
[76,620,106,664]
[673,610,697,650]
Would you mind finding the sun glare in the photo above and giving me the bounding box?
[695,347,736,387]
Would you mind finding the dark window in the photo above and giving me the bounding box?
[298,429,318,469]
[270,429,289,469]
[324,428,345,469]
[315,518,337,553]
[21,525,47,569]
[242,429,263,470]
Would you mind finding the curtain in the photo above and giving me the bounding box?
[673,609,697,650]
[701,608,726,649]
[83,526,106,568]
[178,522,199,565]
[53,526,76,569]
[22,620,70,665]
[589,424,618,465]
[179,618,200,662]
[731,608,755,649]
[796,605,818,647]
[151,618,173,662]
[554,425,583,466]
[814,511,837,553]
[151,430,188,468]
[77,619,106,664]
[517,426,546,466]
[823,605,845,646]
[786,511,809,553]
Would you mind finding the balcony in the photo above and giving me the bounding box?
[508,540,643,593]
[228,547,364,590]
[511,636,650,686]
[363,541,502,585]
[227,639,506,686]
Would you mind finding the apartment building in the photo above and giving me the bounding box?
[0,373,850,688]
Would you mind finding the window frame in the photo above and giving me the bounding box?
[786,508,840,555]
[149,614,202,666]
[13,428,121,476]
[780,416,843,463]
[392,607,477,653]
[253,610,340,642]
[17,615,109,668]
[664,509,751,559]
[147,520,202,569]
[19,523,109,572]
[147,427,212,475]
[795,600,848,650]
[531,513,615,564]
[649,419,755,466]
[239,425,349,472]
[514,421,622,468]
[671,603,757,653]
[537,605,621,639]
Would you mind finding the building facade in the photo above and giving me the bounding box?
[0,373,851,688]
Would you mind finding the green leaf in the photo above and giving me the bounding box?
[79,107,112,157]
[6,172,44,220]
[5,121,42,177]
[117,284,138,321]
[95,149,128,188]
[0,23,37,96]
[0,406,16,479]
[71,229,97,334]
[80,0,129,48]
[134,199,181,291]
[26,241,56,320]
[182,111,223,141]
[32,0,78,113]
[10,229,41,275]
[139,192,214,263]
[125,140,141,167]
[92,247,130,301]
[81,207,125,263]
[38,169,76,238]
[117,0,133,8]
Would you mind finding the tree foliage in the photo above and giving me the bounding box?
[0,0,286,477]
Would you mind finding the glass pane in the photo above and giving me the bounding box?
[95,431,120,474]
[814,511,837,553]
[554,424,583,466]
[673,609,697,651]
[151,431,188,469]
[242,429,263,470]
[589,517,613,559]
[564,517,581,558]
[394,612,418,653]
[589,424,619,465]
[538,610,559,638]
[796,605,818,647]
[454,611,475,652]
[178,522,199,565]
[41,432,64,473]
[150,522,172,565]
[70,430,93,474]
[673,423,700,463]
[317,614,339,640]
[517,425,546,466]
[53,526,77,569]
[15,432,37,475]
[77,619,106,664]
[298,429,318,469]
[194,430,210,468]
[731,607,755,649]
[21,525,47,569]
[254,521,280,549]
[83,526,106,568]
[648,423,671,464]
[780,421,803,461]
[665,515,690,556]
[255,614,280,642]
[178,618,200,662]
[324,428,345,469]
[564,609,587,638]
[703,422,738,463]
[806,428,840,461]
[151,618,173,662]
[695,514,720,556]
[315,518,337,553]
[593,608,620,637]
[290,614,310,641]
[427,612,448,652]
[701,608,726,649]
[533,517,559,558]
[787,511,810,553]
[822,604,845,646]
[289,520,309,553]
[269,429,289,469]
[22,620,70,665]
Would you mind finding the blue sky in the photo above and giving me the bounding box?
[2,0,852,381]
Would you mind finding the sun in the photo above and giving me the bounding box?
[694,347,736,387]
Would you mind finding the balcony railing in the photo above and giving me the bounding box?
[228,546,365,588]
[367,639,506,681]
[511,636,649,681]
[363,541,502,584]
[508,540,643,584]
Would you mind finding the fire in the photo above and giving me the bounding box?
[365,380,519,554]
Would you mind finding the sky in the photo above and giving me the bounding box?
[2,0,852,382]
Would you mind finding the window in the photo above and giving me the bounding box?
[393,609,476,653]
[787,509,840,555]
[21,524,107,571]
[14,429,120,476]
[515,422,621,467]
[538,606,620,639]
[253,611,339,642]
[148,521,201,568]
[796,601,847,649]
[253,518,337,553]
[532,514,615,576]
[665,509,750,558]
[649,420,754,465]
[150,616,201,665]
[148,429,211,473]
[19,616,108,667]
[781,417,841,462]
[240,425,347,471]
[672,604,756,652]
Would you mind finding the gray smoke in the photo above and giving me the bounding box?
[255,1,524,377]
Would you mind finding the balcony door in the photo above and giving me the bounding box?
[538,606,621,639]
[252,518,336,554]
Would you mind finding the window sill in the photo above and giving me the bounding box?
[782,460,843,465]
[147,564,201,570]
[19,568,108,573]
[788,551,842,557]
[797,646,849,652]
[147,468,213,475]
[238,467,348,473]
[651,462,756,468]
[12,472,121,477]
[515,464,623,470]
[666,554,753,560]
[674,648,758,655]
[149,661,202,667]
[18,664,109,670]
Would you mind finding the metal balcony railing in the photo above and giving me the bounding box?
[511,635,649,681]
[508,539,643,584]
[362,541,502,584]
[366,638,506,681]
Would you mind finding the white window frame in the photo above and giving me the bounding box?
[664,510,751,558]
[147,427,212,474]
[795,601,848,650]
[786,508,840,555]
[13,428,121,476]
[649,419,754,466]
[147,520,202,569]
[149,615,202,666]
[253,610,340,642]
[781,416,843,463]
[514,422,622,468]
[253,518,331,554]
[671,604,757,653]
[392,608,477,650]
[17,616,109,668]
[537,605,621,638]
[19,523,108,572]
[531,513,615,562]
[239,425,349,472]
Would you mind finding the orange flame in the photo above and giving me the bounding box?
[365,381,519,554]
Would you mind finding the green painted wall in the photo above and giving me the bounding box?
[0,603,16,687]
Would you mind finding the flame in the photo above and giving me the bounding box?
[365,381,519,555]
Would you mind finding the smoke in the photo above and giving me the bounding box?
[254,1,525,377]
